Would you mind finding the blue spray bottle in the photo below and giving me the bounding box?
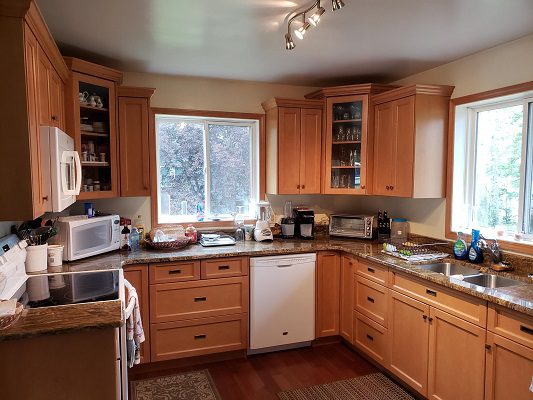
[468,229,484,263]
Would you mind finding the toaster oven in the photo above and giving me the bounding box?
[329,214,376,239]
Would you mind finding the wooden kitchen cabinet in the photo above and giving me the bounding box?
[118,86,155,197]
[485,331,533,400]
[64,57,122,200]
[316,251,341,337]
[262,98,323,194]
[37,45,65,129]
[0,2,69,220]
[388,290,430,397]
[428,307,486,400]
[340,254,355,343]
[123,264,150,364]
[372,84,454,198]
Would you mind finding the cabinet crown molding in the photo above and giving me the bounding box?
[64,57,123,84]
[117,86,156,98]
[261,97,323,112]
[371,84,455,105]
[305,83,398,100]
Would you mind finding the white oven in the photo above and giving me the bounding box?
[51,215,121,261]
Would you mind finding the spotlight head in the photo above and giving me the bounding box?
[294,21,311,39]
[308,6,325,26]
[285,33,295,50]
[332,0,345,11]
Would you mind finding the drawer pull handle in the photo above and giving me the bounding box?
[367,267,375,273]
[218,265,230,270]
[283,332,288,336]
[367,296,375,303]
[520,325,533,335]
[366,334,374,341]
[194,297,207,302]
[168,269,182,274]
[426,289,437,297]
[194,334,206,340]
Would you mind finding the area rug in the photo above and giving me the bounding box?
[131,369,221,400]
[277,372,415,400]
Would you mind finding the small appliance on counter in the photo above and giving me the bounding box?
[49,215,120,261]
[280,201,295,238]
[329,214,376,239]
[294,208,315,239]
[254,200,274,242]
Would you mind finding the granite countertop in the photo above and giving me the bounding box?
[3,236,532,340]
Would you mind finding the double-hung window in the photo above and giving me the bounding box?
[155,113,260,224]
[451,89,533,242]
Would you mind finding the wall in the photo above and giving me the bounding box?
[76,34,533,240]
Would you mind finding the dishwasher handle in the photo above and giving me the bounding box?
[276,264,294,268]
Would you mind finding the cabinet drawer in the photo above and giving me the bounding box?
[353,311,388,366]
[149,261,200,284]
[356,260,388,286]
[488,304,533,349]
[390,271,487,327]
[201,257,249,279]
[150,277,248,323]
[355,275,388,327]
[150,314,247,362]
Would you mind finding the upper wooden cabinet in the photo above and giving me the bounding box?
[372,84,454,198]
[262,98,323,194]
[64,57,123,200]
[0,1,69,220]
[118,86,155,197]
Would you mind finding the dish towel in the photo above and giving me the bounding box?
[126,282,145,368]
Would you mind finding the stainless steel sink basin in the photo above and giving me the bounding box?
[462,274,526,289]
[417,263,481,277]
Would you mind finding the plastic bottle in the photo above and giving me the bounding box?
[453,231,469,260]
[133,215,146,248]
[130,227,140,252]
[196,203,205,221]
[468,229,484,263]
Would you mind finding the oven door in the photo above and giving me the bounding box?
[69,218,115,260]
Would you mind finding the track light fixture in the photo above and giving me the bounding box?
[284,0,346,50]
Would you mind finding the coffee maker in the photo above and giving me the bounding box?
[294,208,315,239]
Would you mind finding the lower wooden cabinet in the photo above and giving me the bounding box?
[428,307,486,400]
[340,254,355,342]
[485,331,533,400]
[123,264,150,364]
[388,290,430,396]
[316,251,341,337]
[353,311,388,366]
[151,314,248,362]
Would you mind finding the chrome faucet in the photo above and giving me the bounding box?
[478,236,502,264]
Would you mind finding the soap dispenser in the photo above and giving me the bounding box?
[468,229,484,263]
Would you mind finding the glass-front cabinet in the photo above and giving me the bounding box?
[324,95,369,194]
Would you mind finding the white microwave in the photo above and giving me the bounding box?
[51,215,121,261]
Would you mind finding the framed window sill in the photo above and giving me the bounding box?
[154,219,257,230]
[445,230,533,255]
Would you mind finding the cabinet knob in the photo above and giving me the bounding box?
[297,184,300,189]
[422,315,427,320]
[361,185,366,189]
[51,116,57,121]
[301,185,305,189]
[386,186,390,190]
[42,196,49,201]
[428,317,434,322]
[485,344,492,350]
[390,185,394,190]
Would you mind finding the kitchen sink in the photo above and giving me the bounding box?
[462,274,526,289]
[417,263,481,277]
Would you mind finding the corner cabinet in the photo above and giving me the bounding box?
[372,84,454,198]
[118,87,155,197]
[64,57,123,200]
[263,98,323,194]
[316,251,341,337]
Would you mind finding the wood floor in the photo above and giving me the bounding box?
[129,343,379,399]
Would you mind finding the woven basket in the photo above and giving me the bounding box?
[0,302,23,330]
[145,236,191,250]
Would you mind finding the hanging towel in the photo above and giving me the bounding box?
[125,281,145,368]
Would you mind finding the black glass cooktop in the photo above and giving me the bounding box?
[22,270,120,309]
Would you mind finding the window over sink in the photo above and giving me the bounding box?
[450,84,533,246]
[154,113,260,224]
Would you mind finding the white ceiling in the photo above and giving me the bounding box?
[37,0,533,86]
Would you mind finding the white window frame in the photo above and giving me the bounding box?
[155,114,260,223]
[451,93,533,240]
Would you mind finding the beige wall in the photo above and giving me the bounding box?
[80,34,533,241]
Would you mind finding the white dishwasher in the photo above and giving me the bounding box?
[249,253,316,354]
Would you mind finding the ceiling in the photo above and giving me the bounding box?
[37,0,533,86]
